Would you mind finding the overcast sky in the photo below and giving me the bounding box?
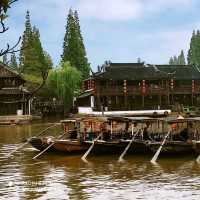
[2,0,200,70]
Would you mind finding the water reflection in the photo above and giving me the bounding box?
[0,123,200,199]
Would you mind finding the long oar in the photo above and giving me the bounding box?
[195,141,200,163]
[81,134,101,161]
[196,154,200,163]
[150,130,171,163]
[7,123,61,158]
[32,132,65,160]
[118,129,140,162]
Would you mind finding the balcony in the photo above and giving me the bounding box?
[95,85,200,96]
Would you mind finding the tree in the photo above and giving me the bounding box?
[178,50,186,65]
[74,10,90,78]
[187,30,200,68]
[169,57,174,65]
[19,11,53,96]
[10,52,18,69]
[61,9,90,79]
[47,62,81,113]
[19,10,33,73]
[169,50,186,65]
[0,0,21,57]
[173,56,178,64]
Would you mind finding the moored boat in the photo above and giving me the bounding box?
[29,115,200,158]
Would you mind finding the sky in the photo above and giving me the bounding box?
[2,0,200,70]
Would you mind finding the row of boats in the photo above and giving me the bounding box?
[29,115,200,161]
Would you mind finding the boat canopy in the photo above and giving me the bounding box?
[107,116,165,123]
[60,118,82,123]
[166,117,200,124]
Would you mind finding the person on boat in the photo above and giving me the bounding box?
[143,123,152,141]
[123,121,131,139]
[70,127,78,139]
[171,123,179,141]
[101,122,110,141]
[179,123,194,142]
[179,128,189,141]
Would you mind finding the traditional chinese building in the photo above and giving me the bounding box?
[77,62,200,111]
[0,61,30,115]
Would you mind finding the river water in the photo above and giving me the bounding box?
[0,121,200,200]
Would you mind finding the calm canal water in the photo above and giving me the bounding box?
[0,121,200,200]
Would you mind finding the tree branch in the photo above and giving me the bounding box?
[0,36,21,56]
[0,19,9,33]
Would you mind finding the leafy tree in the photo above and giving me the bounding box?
[169,50,186,65]
[10,52,18,69]
[19,11,53,95]
[47,62,81,113]
[173,56,178,64]
[169,57,174,65]
[187,30,200,68]
[61,9,90,79]
[19,10,33,73]
[0,0,21,57]
[74,10,90,78]
[178,50,186,65]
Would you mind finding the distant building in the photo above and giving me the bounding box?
[77,62,200,111]
[0,61,30,115]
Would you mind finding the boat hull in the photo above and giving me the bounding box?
[88,140,150,155]
[29,137,199,156]
[148,141,197,155]
[29,137,90,154]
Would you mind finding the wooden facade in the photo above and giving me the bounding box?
[77,62,200,111]
[0,62,30,115]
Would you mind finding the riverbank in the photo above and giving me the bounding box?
[0,115,42,125]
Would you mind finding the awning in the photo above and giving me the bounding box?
[77,91,92,99]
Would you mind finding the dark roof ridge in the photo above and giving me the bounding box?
[0,61,25,80]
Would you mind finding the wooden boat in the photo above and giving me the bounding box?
[147,117,200,156]
[29,115,200,157]
[29,137,90,154]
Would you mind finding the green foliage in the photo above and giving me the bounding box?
[0,0,9,21]
[19,11,52,82]
[61,9,90,79]
[169,50,186,65]
[47,62,82,112]
[188,30,200,68]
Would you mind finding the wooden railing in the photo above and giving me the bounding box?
[96,85,200,96]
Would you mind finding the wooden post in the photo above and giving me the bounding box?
[142,96,145,108]
[166,80,170,105]
[110,120,113,139]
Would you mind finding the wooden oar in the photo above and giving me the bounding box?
[118,129,140,162]
[32,132,66,160]
[195,141,200,163]
[150,130,171,163]
[81,134,101,161]
[196,154,200,163]
[7,123,61,158]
